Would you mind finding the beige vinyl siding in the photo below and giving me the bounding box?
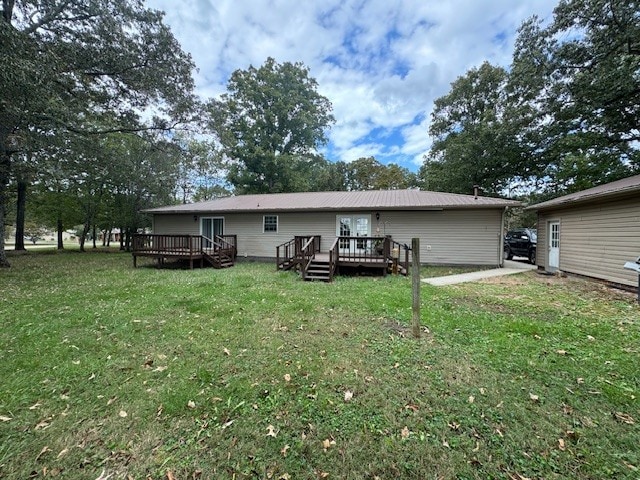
[536,217,548,268]
[152,208,504,266]
[538,196,640,286]
[153,214,200,235]
[374,209,502,265]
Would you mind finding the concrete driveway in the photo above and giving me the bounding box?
[423,259,537,286]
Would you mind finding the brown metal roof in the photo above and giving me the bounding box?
[144,189,520,214]
[526,174,640,211]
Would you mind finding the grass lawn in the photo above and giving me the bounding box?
[1,251,638,479]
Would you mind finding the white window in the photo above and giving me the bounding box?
[263,215,278,233]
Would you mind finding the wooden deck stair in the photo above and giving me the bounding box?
[303,257,332,282]
[203,250,235,269]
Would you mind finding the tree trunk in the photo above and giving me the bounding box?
[119,226,125,250]
[79,223,89,252]
[57,216,64,249]
[125,228,131,252]
[0,134,11,268]
[92,224,97,249]
[14,177,27,251]
[0,149,12,267]
[106,228,112,247]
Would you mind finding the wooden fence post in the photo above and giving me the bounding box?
[412,237,420,338]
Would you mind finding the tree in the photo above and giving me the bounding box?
[421,62,525,195]
[208,57,335,194]
[508,0,639,194]
[172,135,231,203]
[0,0,196,266]
[344,157,418,191]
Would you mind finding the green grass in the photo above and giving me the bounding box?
[1,251,638,479]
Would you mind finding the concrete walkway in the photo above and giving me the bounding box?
[422,259,537,286]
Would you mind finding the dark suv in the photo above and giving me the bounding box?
[504,228,537,264]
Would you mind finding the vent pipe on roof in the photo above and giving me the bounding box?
[473,185,479,199]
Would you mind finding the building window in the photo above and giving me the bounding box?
[263,215,278,233]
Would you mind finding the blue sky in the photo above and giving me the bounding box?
[147,0,557,172]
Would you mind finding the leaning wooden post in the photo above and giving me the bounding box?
[412,237,421,338]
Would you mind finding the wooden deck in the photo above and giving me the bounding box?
[132,234,237,269]
[277,236,410,282]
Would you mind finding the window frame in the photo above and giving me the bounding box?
[263,215,278,233]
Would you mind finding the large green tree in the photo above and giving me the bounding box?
[344,157,418,191]
[0,0,196,266]
[420,62,526,195]
[508,0,639,193]
[208,57,335,194]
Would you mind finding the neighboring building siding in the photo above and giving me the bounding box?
[152,208,504,266]
[537,196,640,287]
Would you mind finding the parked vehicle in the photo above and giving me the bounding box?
[504,228,537,264]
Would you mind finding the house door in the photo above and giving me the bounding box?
[548,221,560,270]
[337,215,371,253]
[201,217,224,248]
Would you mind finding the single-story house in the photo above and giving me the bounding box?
[526,174,640,288]
[141,189,519,271]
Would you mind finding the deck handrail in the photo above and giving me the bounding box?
[388,238,411,275]
[276,238,297,271]
[216,235,237,258]
[132,233,202,255]
[328,237,339,281]
[337,236,387,263]
[299,235,319,280]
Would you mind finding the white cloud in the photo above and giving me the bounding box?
[148,0,557,171]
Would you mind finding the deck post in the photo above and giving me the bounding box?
[412,237,421,338]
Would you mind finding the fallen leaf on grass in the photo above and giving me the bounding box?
[35,446,50,461]
[322,438,336,451]
[57,448,69,458]
[529,393,539,402]
[0,415,11,422]
[223,347,231,356]
[153,366,168,372]
[401,426,410,439]
[344,390,353,402]
[613,412,635,424]
[187,400,196,409]
[35,417,52,430]
[266,424,278,438]
[95,469,113,480]
[556,349,567,355]
[468,395,475,403]
[167,471,176,480]
[284,373,291,382]
[558,438,566,451]
[29,402,42,410]
[405,404,419,412]
[118,410,128,418]
[281,444,290,457]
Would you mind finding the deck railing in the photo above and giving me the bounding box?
[276,238,297,270]
[299,235,321,280]
[328,237,339,281]
[277,235,321,271]
[337,236,388,263]
[389,239,411,275]
[216,235,237,258]
[132,234,202,256]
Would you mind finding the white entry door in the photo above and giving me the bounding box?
[548,221,560,270]
[337,215,371,253]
